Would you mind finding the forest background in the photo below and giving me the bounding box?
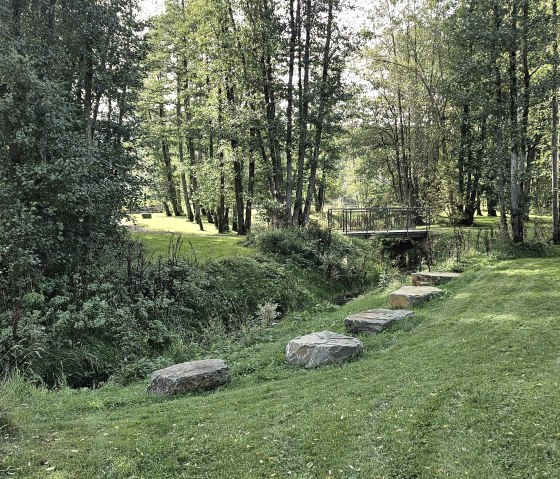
[136,0,560,242]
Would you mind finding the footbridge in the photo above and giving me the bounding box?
[327,207,431,239]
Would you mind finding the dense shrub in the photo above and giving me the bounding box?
[0,241,320,387]
[0,223,383,388]
[253,228,321,265]
[253,223,380,287]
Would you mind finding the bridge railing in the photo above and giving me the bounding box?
[327,207,431,236]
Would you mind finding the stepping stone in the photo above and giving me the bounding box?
[147,359,230,395]
[285,331,363,368]
[411,271,461,286]
[344,309,415,334]
[389,286,443,309]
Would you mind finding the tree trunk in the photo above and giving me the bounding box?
[493,1,509,237]
[188,138,204,231]
[206,207,214,224]
[487,195,498,216]
[465,119,486,225]
[303,0,334,225]
[159,99,182,217]
[509,0,524,243]
[285,0,298,223]
[215,90,228,233]
[553,0,560,243]
[476,192,482,216]
[315,171,326,213]
[519,0,532,223]
[223,77,246,235]
[457,102,469,219]
[162,138,182,216]
[292,0,311,226]
[218,151,228,233]
[180,173,194,222]
[177,81,194,222]
[177,94,194,221]
[163,202,171,217]
[232,149,246,235]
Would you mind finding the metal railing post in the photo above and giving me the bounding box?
[406,208,410,234]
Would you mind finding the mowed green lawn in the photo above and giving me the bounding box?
[3,256,560,478]
[125,213,251,262]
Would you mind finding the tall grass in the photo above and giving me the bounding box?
[0,372,34,440]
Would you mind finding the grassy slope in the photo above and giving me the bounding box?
[125,214,251,262]
[3,256,560,478]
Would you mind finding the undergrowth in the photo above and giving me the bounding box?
[0,226,380,389]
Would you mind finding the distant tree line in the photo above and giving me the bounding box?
[347,0,560,244]
[139,0,351,232]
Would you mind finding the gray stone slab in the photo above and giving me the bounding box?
[344,309,415,334]
[411,271,461,286]
[286,331,363,368]
[389,286,443,309]
[147,359,230,395]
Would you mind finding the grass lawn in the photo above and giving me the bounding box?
[124,213,231,235]
[131,232,251,263]
[3,255,560,478]
[124,213,251,262]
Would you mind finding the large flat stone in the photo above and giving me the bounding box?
[147,359,230,395]
[285,331,363,368]
[344,309,415,334]
[411,271,461,286]
[389,286,443,308]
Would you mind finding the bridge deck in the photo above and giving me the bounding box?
[345,230,429,239]
[328,207,431,239]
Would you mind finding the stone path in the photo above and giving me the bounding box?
[411,271,461,286]
[390,285,443,308]
[344,309,415,334]
[152,271,460,392]
[285,331,363,368]
[147,359,230,395]
[283,271,459,368]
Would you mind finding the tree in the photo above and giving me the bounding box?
[553,0,560,242]
[0,0,144,357]
[139,0,352,232]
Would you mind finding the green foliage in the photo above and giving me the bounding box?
[0,0,144,377]
[254,228,321,264]
[0,230,372,387]
[254,224,380,287]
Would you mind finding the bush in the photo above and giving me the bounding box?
[0,238,336,387]
[0,223,383,388]
[254,223,380,287]
[254,227,321,265]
